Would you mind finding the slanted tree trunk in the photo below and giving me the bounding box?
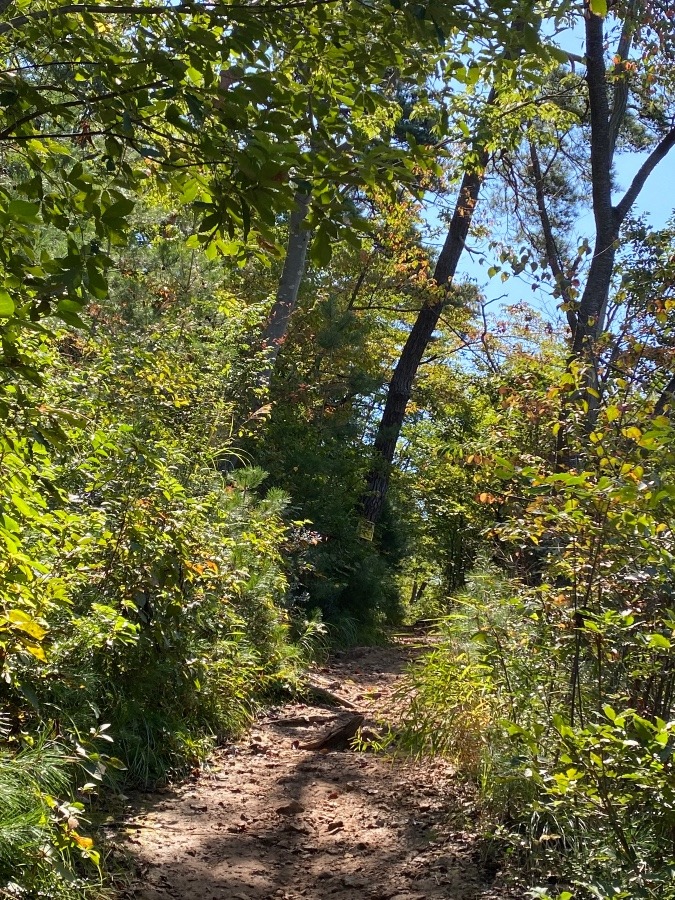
[359,24,537,527]
[529,141,577,332]
[360,159,488,525]
[409,577,428,606]
[260,192,311,385]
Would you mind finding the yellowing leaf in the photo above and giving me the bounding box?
[23,641,47,661]
[605,405,620,422]
[589,0,607,15]
[649,633,671,650]
[477,492,498,504]
[72,833,94,850]
[7,609,48,640]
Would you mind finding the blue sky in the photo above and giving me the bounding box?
[422,148,675,323]
[421,10,675,323]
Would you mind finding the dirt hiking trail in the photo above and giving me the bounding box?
[119,635,513,900]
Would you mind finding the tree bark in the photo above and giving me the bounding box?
[572,7,616,361]
[260,191,311,385]
[361,162,487,525]
[569,4,675,421]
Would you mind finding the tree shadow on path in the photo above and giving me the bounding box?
[118,641,511,900]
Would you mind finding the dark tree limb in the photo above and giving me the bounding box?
[0,80,164,140]
[607,0,637,158]
[571,7,616,356]
[304,679,357,710]
[529,141,577,332]
[654,373,675,417]
[614,125,675,226]
[584,7,613,228]
[0,0,341,36]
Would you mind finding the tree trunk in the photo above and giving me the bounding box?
[361,164,486,525]
[260,192,311,385]
[571,8,616,364]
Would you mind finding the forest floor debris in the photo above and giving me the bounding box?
[117,634,514,900]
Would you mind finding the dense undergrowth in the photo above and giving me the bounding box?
[0,227,329,896]
[3,196,469,895]
[396,567,675,899]
[392,368,675,900]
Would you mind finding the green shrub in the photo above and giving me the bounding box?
[0,739,103,899]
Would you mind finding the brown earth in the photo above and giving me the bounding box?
[116,635,515,900]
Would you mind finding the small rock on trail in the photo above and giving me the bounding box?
[117,639,515,900]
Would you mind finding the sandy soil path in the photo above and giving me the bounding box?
[119,636,511,900]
